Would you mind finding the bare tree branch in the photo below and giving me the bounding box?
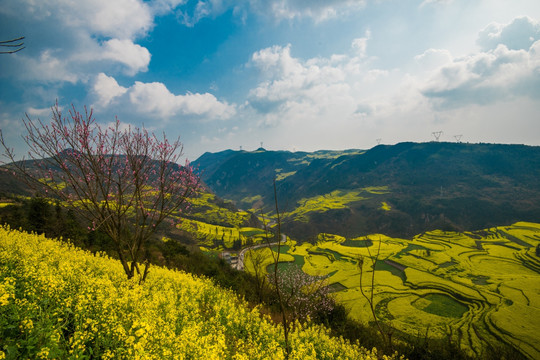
[0,36,25,54]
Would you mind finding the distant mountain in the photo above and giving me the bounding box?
[194,142,540,240]
[0,155,258,230]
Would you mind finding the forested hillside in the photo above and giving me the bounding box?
[195,142,540,240]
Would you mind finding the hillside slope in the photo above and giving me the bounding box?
[194,142,540,240]
[0,226,397,360]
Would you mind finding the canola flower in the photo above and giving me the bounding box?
[0,226,402,360]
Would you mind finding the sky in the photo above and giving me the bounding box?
[1,0,540,161]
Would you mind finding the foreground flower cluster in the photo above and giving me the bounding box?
[0,226,401,359]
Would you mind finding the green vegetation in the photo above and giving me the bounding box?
[275,170,297,181]
[179,219,270,250]
[196,143,540,240]
[186,192,254,227]
[282,188,388,223]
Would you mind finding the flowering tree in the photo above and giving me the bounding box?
[0,103,200,282]
[267,263,334,323]
[262,179,334,359]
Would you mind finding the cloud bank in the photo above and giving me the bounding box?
[93,74,236,120]
[423,16,540,108]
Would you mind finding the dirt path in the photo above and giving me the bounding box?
[234,234,286,270]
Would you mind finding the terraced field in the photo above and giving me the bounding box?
[245,222,540,359]
[281,186,390,223]
[179,219,271,250]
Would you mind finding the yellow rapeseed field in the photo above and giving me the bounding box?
[0,225,402,360]
[247,222,540,359]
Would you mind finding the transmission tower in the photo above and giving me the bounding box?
[239,145,243,151]
[454,135,463,143]
[432,131,443,142]
[376,138,382,145]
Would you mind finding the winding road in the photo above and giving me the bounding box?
[233,233,287,270]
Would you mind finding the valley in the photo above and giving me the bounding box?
[2,141,540,359]
[187,142,540,359]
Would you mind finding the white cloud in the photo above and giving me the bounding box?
[155,0,367,26]
[351,30,371,58]
[422,17,540,108]
[59,0,152,40]
[92,77,236,120]
[419,0,453,8]
[18,50,78,83]
[93,73,128,107]
[2,0,153,40]
[148,0,188,15]
[262,0,366,22]
[247,37,408,128]
[477,16,540,51]
[415,48,453,69]
[26,107,52,117]
[100,39,151,75]
[0,0,154,86]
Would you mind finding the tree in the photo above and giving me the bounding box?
[27,195,51,234]
[267,263,334,323]
[262,179,334,359]
[246,247,269,302]
[1,103,200,282]
[357,238,392,349]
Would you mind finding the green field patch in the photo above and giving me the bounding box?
[342,238,373,247]
[275,170,297,181]
[375,259,406,282]
[375,296,396,320]
[284,189,368,222]
[239,227,266,237]
[363,186,390,194]
[438,261,457,268]
[394,243,429,259]
[414,293,469,318]
[307,247,345,262]
[266,261,294,273]
[272,245,305,267]
[496,229,533,247]
[328,282,348,293]
[469,275,489,285]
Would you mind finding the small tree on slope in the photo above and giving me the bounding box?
[0,103,201,282]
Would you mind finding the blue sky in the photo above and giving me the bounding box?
[1,0,540,161]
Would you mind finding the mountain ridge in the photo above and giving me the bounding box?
[194,142,540,240]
